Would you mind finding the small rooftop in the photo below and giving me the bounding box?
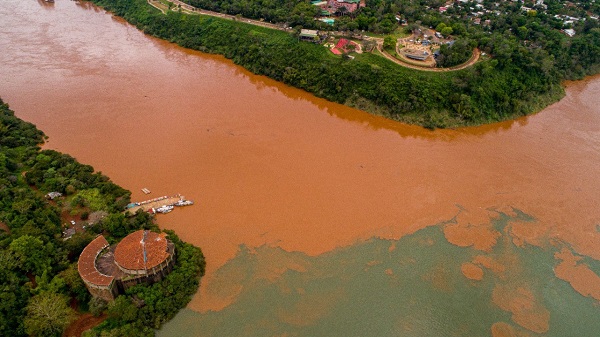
[299,29,318,38]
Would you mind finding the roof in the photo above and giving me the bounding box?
[299,29,318,37]
[114,230,169,271]
[78,235,114,287]
[335,38,349,49]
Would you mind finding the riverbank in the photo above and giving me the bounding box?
[87,0,569,128]
[0,97,205,337]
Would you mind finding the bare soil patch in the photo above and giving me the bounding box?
[63,313,106,337]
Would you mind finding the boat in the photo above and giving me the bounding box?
[174,200,194,206]
[155,205,174,214]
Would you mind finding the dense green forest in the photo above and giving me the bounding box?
[0,99,205,337]
[85,0,598,128]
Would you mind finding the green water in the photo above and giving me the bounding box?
[159,210,600,336]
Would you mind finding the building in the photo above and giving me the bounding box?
[563,28,576,37]
[326,0,364,14]
[45,191,63,200]
[78,230,175,301]
[299,29,319,42]
[78,236,116,301]
[402,49,431,61]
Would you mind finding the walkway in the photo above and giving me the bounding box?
[125,195,185,214]
[379,45,481,72]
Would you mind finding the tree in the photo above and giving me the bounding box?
[383,35,396,50]
[9,235,51,275]
[108,296,138,323]
[89,297,108,317]
[441,26,453,37]
[24,292,74,337]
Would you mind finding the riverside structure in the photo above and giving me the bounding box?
[78,230,176,301]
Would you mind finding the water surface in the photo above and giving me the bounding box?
[1,0,599,335]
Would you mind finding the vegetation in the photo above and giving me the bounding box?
[436,39,475,68]
[0,99,205,336]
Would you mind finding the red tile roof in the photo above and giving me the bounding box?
[78,235,114,287]
[331,48,342,55]
[114,230,169,271]
[335,38,349,49]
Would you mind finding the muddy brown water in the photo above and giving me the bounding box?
[1,0,600,319]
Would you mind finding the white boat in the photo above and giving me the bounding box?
[155,205,174,213]
[174,200,194,206]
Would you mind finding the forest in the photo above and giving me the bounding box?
[0,99,205,337]
[85,0,600,128]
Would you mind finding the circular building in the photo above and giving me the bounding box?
[78,230,175,301]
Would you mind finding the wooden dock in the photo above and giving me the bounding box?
[125,194,184,215]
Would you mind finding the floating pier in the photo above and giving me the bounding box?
[125,194,194,215]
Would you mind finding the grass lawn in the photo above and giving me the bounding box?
[363,27,410,39]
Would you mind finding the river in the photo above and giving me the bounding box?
[1,0,600,336]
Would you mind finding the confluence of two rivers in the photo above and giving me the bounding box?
[1,0,600,334]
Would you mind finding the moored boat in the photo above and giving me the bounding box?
[174,200,194,206]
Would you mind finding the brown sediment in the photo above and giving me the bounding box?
[460,262,484,280]
[251,246,309,282]
[443,221,501,252]
[472,255,505,275]
[201,245,311,311]
[491,322,534,337]
[554,248,600,301]
[63,313,106,337]
[508,221,549,248]
[2,0,600,314]
[492,285,550,334]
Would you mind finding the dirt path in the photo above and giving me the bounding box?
[153,0,288,31]
[63,314,106,337]
[379,46,481,72]
[147,0,167,14]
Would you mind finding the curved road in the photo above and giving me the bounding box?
[378,44,481,72]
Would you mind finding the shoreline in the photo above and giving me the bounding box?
[85,0,583,129]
